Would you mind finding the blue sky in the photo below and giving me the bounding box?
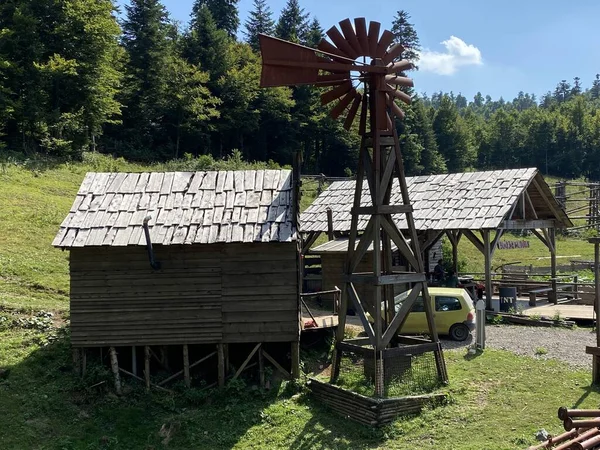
[116,0,600,102]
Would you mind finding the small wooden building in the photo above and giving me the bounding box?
[53,169,300,386]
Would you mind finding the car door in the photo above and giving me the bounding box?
[400,295,428,334]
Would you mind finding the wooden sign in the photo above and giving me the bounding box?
[497,240,530,250]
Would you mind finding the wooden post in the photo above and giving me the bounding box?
[131,346,137,377]
[144,346,150,391]
[109,347,122,395]
[483,230,493,310]
[82,348,87,377]
[549,228,557,305]
[183,344,190,388]
[72,348,81,375]
[258,347,265,387]
[595,241,600,383]
[217,343,225,387]
[451,232,460,275]
[291,341,300,379]
[326,207,334,241]
[224,343,229,374]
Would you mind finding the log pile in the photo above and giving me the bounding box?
[528,408,600,449]
[307,378,447,427]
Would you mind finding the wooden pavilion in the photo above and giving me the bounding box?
[301,168,572,309]
[53,169,301,390]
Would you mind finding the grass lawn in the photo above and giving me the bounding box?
[2,157,600,449]
[1,325,599,450]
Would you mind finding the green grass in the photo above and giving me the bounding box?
[3,157,600,449]
[2,326,600,449]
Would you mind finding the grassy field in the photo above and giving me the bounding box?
[1,157,600,449]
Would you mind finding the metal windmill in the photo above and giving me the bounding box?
[259,18,448,395]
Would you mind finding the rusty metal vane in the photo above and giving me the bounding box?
[259,18,413,133]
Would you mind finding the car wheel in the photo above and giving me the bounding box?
[449,323,470,341]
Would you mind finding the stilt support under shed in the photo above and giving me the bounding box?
[144,346,150,391]
[217,343,225,387]
[109,347,122,395]
[183,344,190,388]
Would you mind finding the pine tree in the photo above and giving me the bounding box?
[433,95,474,172]
[553,80,571,103]
[591,74,600,100]
[185,4,229,82]
[571,76,582,96]
[390,10,420,66]
[192,0,239,38]
[275,0,309,43]
[304,17,323,48]
[120,0,172,154]
[243,0,275,52]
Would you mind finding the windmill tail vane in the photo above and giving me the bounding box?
[258,17,414,133]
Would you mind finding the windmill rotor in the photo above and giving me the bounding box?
[259,18,414,133]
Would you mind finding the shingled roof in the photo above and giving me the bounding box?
[301,168,571,233]
[53,170,297,248]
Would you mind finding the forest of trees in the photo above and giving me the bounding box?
[1,0,600,178]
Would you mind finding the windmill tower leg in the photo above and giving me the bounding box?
[330,75,448,394]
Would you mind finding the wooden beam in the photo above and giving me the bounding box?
[501,219,555,230]
[326,208,334,241]
[291,341,300,379]
[531,177,564,221]
[349,217,375,272]
[301,231,321,254]
[542,228,555,253]
[183,344,190,388]
[378,149,396,205]
[381,284,422,347]
[490,229,505,259]
[594,242,600,383]
[525,190,539,219]
[549,227,557,305]
[380,216,419,270]
[531,229,549,249]
[347,284,376,346]
[158,351,217,386]
[233,343,261,380]
[482,230,493,310]
[144,346,150,391]
[258,348,265,387]
[263,349,292,380]
[352,205,413,215]
[118,368,172,393]
[131,346,137,377]
[217,343,225,387]
[344,272,426,285]
[463,229,484,254]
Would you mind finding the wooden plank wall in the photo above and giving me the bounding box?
[69,243,299,347]
[221,243,299,343]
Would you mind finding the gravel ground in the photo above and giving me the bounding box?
[336,313,596,369]
[440,325,596,369]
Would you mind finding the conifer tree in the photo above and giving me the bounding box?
[390,10,420,66]
[275,0,309,43]
[243,0,275,52]
[192,0,239,38]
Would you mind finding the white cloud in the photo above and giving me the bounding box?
[418,36,483,75]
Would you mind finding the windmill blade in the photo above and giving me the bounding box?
[387,94,406,120]
[321,81,353,105]
[354,18,369,55]
[327,25,358,60]
[315,56,352,73]
[386,85,412,105]
[387,60,413,74]
[383,42,405,64]
[330,89,357,120]
[376,30,395,58]
[317,38,351,60]
[367,21,381,57]
[316,73,351,85]
[343,92,362,130]
[385,75,414,87]
[339,19,363,57]
[386,112,393,131]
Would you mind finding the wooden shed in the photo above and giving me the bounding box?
[301,168,572,309]
[53,169,300,387]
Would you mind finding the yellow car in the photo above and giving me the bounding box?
[368,287,476,341]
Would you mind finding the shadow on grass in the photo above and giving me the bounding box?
[572,383,600,408]
[0,327,388,450]
[287,394,388,450]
